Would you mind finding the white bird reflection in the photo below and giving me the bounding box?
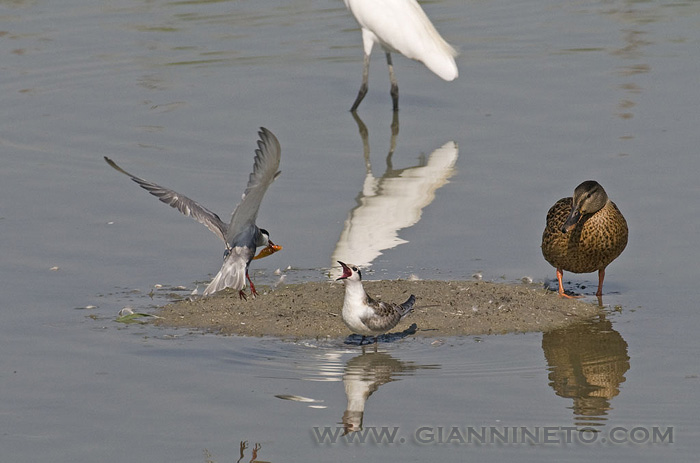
[270,342,437,435]
[331,113,458,277]
[342,349,439,434]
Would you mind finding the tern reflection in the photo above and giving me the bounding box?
[331,112,458,277]
[342,349,438,434]
[542,315,630,428]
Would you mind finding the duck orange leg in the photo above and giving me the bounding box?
[557,268,583,299]
[596,268,605,297]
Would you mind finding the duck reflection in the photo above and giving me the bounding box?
[342,349,438,434]
[331,112,458,277]
[542,315,630,428]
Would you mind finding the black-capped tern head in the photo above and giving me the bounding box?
[105,127,282,299]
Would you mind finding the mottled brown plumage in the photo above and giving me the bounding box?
[541,181,628,298]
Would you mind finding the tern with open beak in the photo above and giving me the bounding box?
[105,127,282,299]
[336,261,415,343]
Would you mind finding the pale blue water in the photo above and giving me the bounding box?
[1,0,698,461]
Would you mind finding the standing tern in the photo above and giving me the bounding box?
[336,261,415,343]
[105,127,282,299]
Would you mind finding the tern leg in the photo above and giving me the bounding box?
[386,52,399,112]
[247,270,258,298]
[557,268,583,299]
[350,53,370,112]
[596,268,606,297]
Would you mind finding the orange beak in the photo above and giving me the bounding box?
[253,242,282,260]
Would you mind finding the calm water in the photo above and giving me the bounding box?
[1,0,698,461]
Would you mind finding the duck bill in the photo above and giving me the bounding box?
[336,261,352,280]
[561,208,581,233]
[253,242,282,260]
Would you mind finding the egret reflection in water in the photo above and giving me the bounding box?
[331,113,458,277]
[541,315,630,428]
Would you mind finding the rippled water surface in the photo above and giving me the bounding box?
[1,0,698,461]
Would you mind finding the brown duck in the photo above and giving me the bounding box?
[541,181,628,298]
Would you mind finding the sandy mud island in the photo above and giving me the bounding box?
[153,279,601,339]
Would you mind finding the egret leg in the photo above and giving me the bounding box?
[596,268,606,297]
[350,54,370,112]
[386,52,399,112]
[387,111,399,167]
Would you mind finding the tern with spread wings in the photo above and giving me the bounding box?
[105,127,282,299]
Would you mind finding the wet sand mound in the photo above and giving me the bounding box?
[155,279,600,338]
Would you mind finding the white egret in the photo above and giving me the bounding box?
[343,0,459,111]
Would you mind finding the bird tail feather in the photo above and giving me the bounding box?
[203,258,247,296]
[399,295,416,319]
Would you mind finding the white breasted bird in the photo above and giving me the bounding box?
[343,0,458,112]
[105,127,282,299]
[336,261,415,342]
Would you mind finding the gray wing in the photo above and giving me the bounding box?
[104,156,228,243]
[362,295,415,332]
[226,128,281,242]
[362,300,402,332]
